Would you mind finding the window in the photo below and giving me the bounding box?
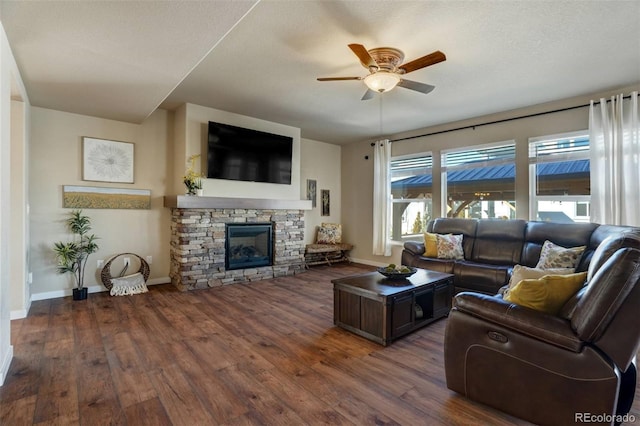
[442,142,516,219]
[529,131,590,223]
[390,154,433,241]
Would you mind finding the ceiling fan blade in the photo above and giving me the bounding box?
[317,77,362,81]
[361,89,376,101]
[398,51,446,74]
[348,43,378,69]
[397,79,435,94]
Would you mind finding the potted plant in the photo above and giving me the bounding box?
[53,210,99,300]
[183,154,204,196]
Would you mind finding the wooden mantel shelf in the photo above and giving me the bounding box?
[163,195,312,210]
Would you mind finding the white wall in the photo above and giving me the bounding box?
[300,138,341,244]
[177,103,343,244]
[29,107,172,298]
[0,20,30,386]
[342,84,640,267]
[180,103,302,200]
[10,99,28,319]
[27,102,340,301]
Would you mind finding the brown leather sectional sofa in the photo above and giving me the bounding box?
[402,217,640,425]
[401,217,640,294]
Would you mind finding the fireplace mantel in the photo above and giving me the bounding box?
[164,195,312,210]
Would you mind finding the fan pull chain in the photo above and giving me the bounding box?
[379,94,383,136]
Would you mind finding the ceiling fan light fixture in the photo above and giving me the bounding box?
[364,71,400,93]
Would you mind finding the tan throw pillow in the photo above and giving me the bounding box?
[317,223,342,244]
[423,232,438,257]
[504,272,587,315]
[535,240,586,269]
[436,234,464,260]
[504,264,575,297]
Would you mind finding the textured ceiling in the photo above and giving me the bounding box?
[2,0,639,144]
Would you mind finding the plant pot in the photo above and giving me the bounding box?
[73,287,88,300]
[196,189,204,196]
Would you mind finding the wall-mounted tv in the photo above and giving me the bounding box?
[207,121,293,185]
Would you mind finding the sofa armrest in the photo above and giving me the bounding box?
[453,292,583,352]
[403,241,425,257]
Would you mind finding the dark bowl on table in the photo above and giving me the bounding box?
[376,266,417,279]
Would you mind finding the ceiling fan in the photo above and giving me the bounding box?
[317,43,446,100]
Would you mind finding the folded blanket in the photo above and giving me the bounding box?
[110,272,148,296]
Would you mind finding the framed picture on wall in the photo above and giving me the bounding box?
[83,137,134,183]
[321,189,330,216]
[307,179,317,207]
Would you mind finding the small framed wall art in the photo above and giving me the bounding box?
[83,137,134,183]
[306,179,317,208]
[63,185,151,209]
[321,189,330,216]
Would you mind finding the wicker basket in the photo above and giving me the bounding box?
[101,253,150,290]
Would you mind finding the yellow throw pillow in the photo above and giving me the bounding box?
[504,272,587,315]
[423,232,438,257]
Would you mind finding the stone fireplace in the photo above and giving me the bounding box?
[164,196,311,291]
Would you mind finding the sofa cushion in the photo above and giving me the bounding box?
[454,261,511,295]
[535,240,585,269]
[452,292,584,352]
[436,234,464,259]
[586,233,640,280]
[504,272,587,315]
[402,241,425,257]
[405,256,455,275]
[580,225,640,272]
[471,219,526,265]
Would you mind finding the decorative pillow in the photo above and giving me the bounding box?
[504,272,587,315]
[110,272,148,297]
[423,232,438,257]
[436,234,464,260]
[317,223,342,244]
[510,265,576,285]
[505,264,575,296]
[535,240,586,269]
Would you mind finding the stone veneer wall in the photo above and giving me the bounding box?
[169,208,305,291]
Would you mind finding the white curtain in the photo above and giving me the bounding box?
[372,139,392,256]
[589,91,640,225]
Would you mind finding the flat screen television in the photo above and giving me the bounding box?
[207,121,293,185]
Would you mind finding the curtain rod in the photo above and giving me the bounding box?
[389,94,632,143]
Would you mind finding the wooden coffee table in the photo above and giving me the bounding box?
[331,268,453,346]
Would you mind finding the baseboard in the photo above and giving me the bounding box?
[10,309,27,320]
[147,277,171,286]
[31,276,171,301]
[349,258,389,268]
[0,344,13,386]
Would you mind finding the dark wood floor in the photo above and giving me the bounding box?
[2,263,639,425]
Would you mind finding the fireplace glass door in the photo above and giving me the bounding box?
[225,223,273,270]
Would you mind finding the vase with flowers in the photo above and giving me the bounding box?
[183,154,204,196]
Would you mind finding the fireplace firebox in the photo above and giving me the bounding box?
[225,223,273,270]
